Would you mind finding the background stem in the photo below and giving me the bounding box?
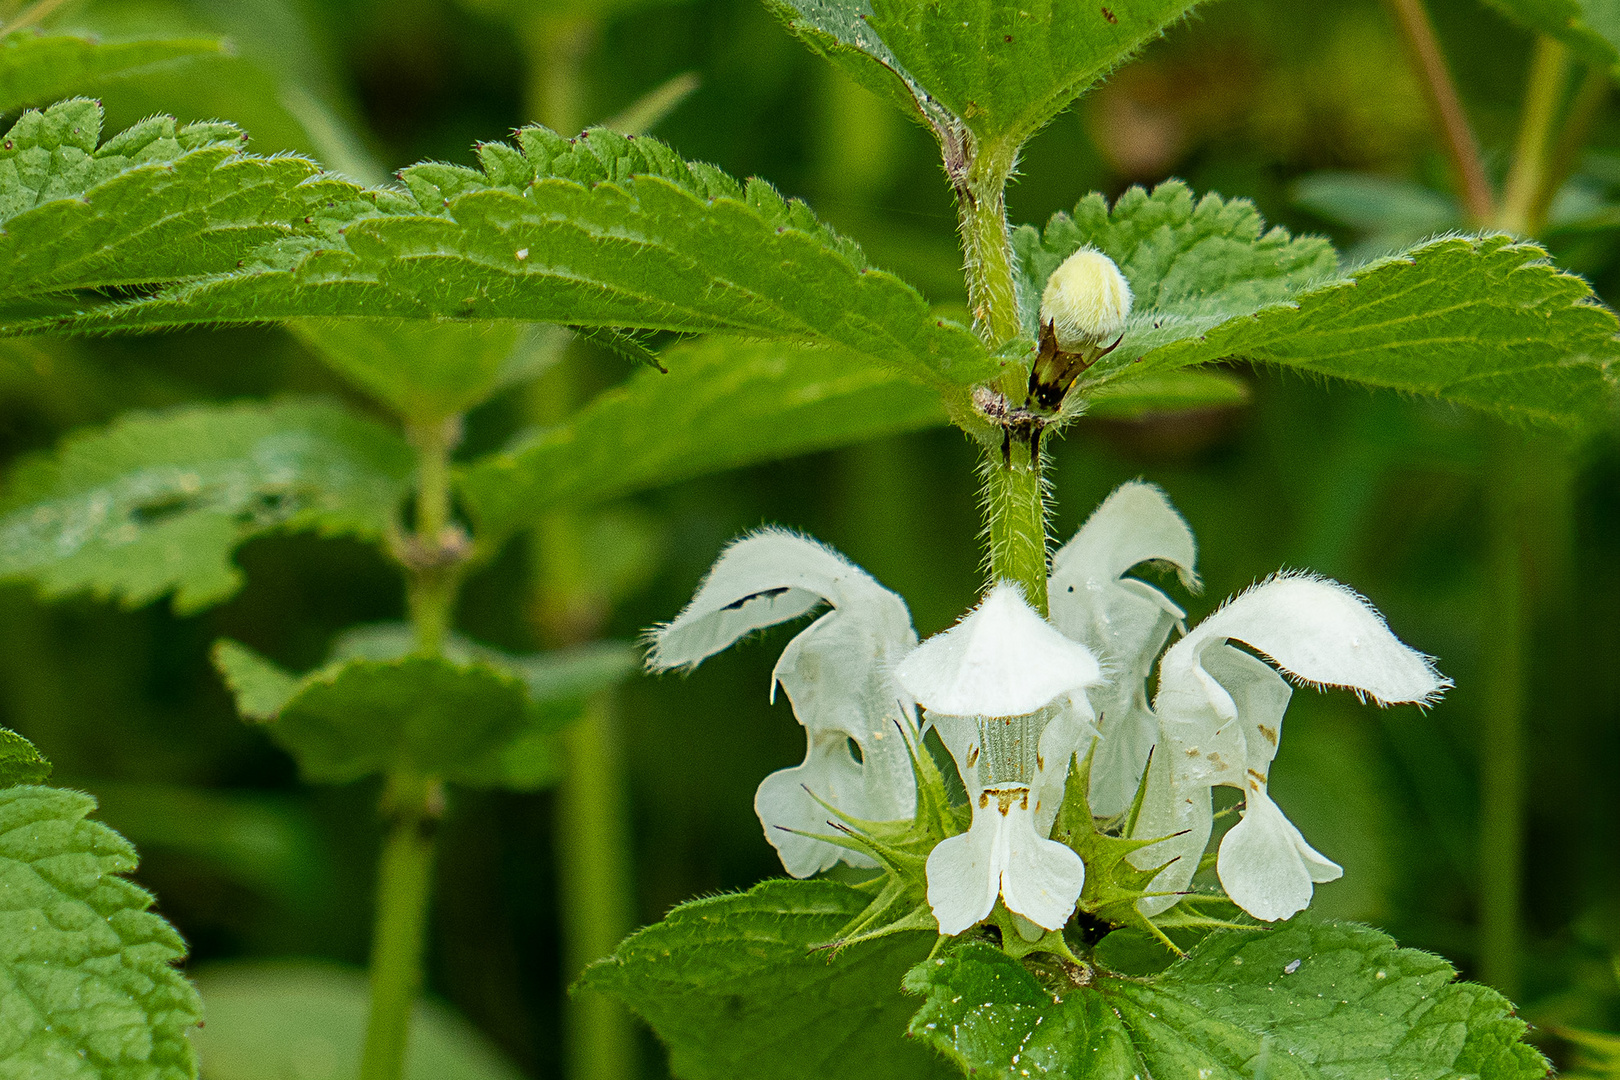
[1382,0,1495,223]
[406,418,461,657]
[517,21,640,1076]
[1479,434,1526,1000]
[360,776,442,1080]
[1538,65,1608,228]
[361,416,464,1080]
[1498,36,1570,235]
[553,693,636,1080]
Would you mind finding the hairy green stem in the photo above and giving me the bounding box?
[360,775,442,1080]
[1479,436,1526,1000]
[952,132,1048,610]
[982,437,1049,615]
[1498,36,1570,235]
[956,142,1022,350]
[1382,0,1495,223]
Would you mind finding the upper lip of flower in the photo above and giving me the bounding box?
[893,581,1103,719]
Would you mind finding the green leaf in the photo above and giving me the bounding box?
[1013,180,1339,342]
[327,622,638,714]
[0,725,48,787]
[0,99,394,320]
[0,399,414,613]
[0,785,201,1079]
[290,320,566,423]
[1083,368,1249,419]
[1292,172,1457,236]
[242,653,543,786]
[459,336,952,542]
[0,34,228,115]
[213,640,304,720]
[1482,0,1620,72]
[1018,182,1618,430]
[214,634,635,789]
[768,0,1204,149]
[905,917,1547,1080]
[193,960,524,1080]
[11,119,993,392]
[582,879,951,1080]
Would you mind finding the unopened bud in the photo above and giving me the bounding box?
[1039,247,1132,351]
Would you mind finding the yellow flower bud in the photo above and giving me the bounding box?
[1039,247,1132,351]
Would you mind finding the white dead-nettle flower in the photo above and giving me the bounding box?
[1040,247,1133,351]
[646,529,919,878]
[895,584,1103,937]
[1130,573,1449,921]
[1049,481,1199,816]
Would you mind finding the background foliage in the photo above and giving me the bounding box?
[0,0,1615,1077]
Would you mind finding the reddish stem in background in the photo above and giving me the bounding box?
[1383,0,1496,224]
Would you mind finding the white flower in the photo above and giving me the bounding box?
[896,584,1102,936]
[1049,481,1199,816]
[646,528,918,878]
[1131,573,1449,920]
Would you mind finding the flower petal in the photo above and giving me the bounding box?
[647,528,911,672]
[1031,696,1096,835]
[1050,481,1199,603]
[1164,573,1448,707]
[929,713,983,797]
[1216,787,1338,921]
[772,607,918,823]
[1130,746,1211,917]
[754,756,876,878]
[999,795,1087,931]
[896,583,1103,717]
[1051,482,1198,815]
[926,805,1003,935]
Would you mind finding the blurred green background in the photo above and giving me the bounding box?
[1,0,1617,1076]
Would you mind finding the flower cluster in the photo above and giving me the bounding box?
[647,482,1447,937]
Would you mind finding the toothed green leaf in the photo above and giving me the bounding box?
[767,0,1204,149]
[5,117,993,392]
[0,34,227,115]
[0,785,201,1080]
[458,336,951,542]
[905,917,1547,1080]
[213,635,634,789]
[0,99,390,320]
[0,726,48,787]
[1018,182,1618,430]
[582,879,950,1080]
[0,399,414,613]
